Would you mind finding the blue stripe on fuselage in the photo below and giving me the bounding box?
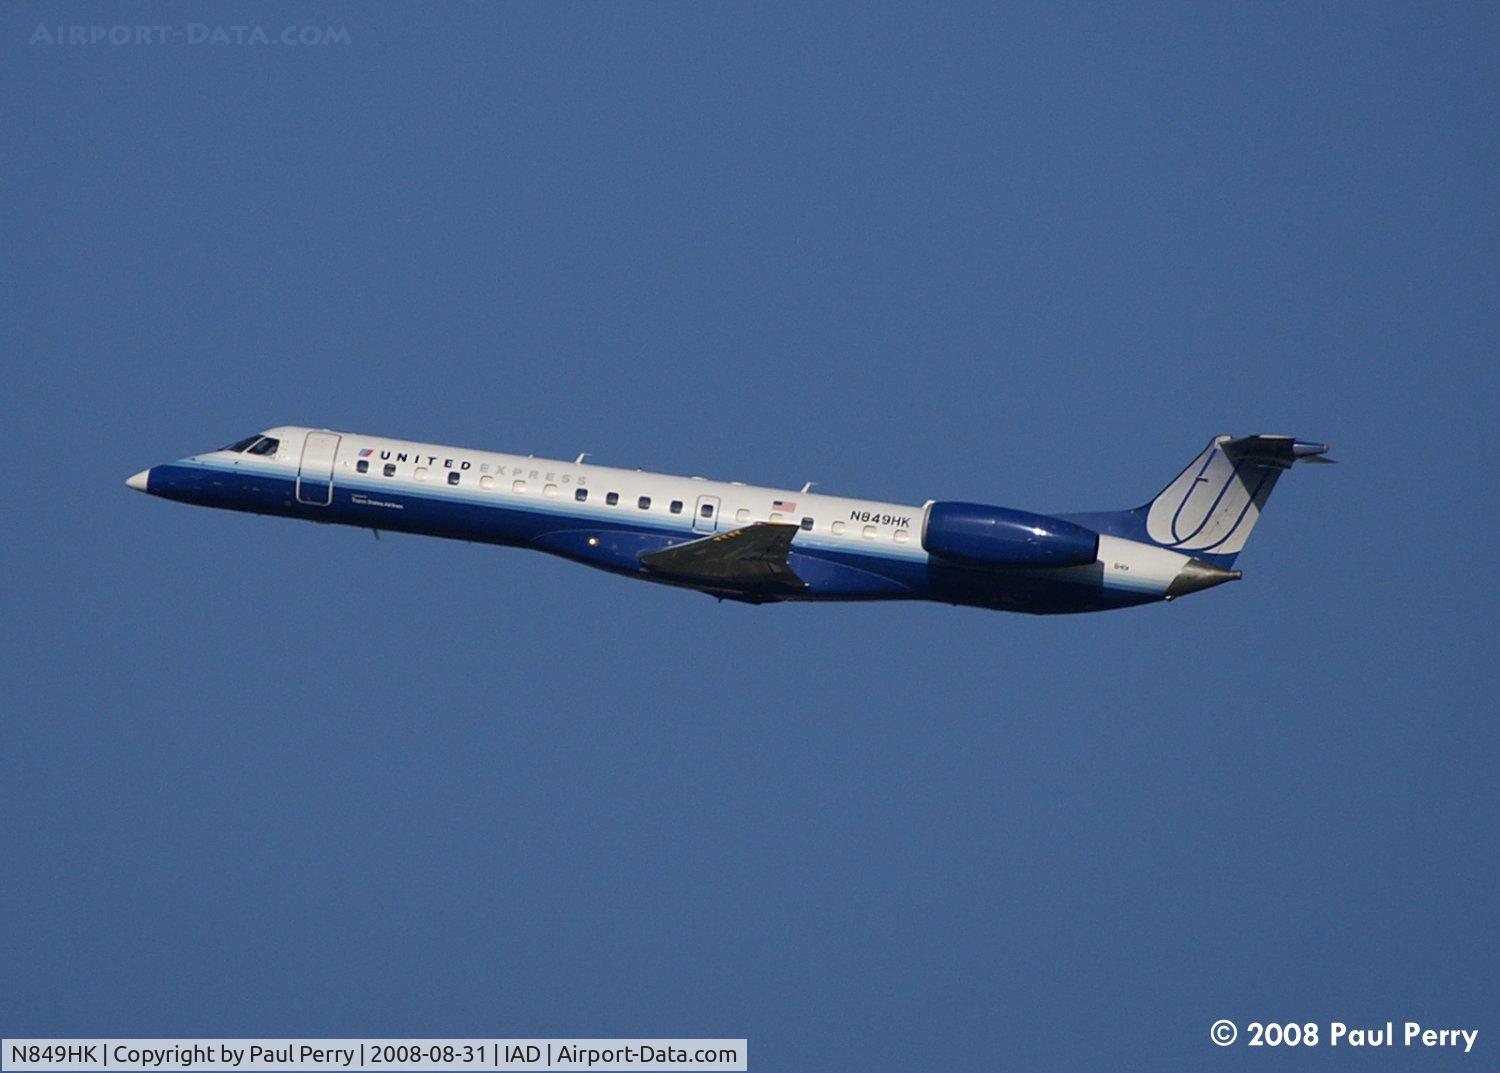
[144,459,1155,613]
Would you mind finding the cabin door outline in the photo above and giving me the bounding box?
[296,432,341,506]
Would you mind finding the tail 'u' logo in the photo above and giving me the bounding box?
[1145,441,1282,556]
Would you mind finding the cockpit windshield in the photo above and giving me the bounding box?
[219,434,281,456]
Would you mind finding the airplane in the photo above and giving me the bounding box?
[126,427,1330,614]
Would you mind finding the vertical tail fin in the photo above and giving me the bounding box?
[1062,435,1332,568]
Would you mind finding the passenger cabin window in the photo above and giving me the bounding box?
[356,459,369,474]
[576,488,589,502]
[801,517,814,530]
[895,529,909,543]
[447,471,460,485]
[606,492,619,506]
[544,484,558,497]
[383,463,396,477]
[670,500,683,514]
[700,503,714,518]
[415,467,430,481]
[638,496,651,510]
[480,475,495,489]
[831,520,846,534]
[513,480,527,494]
[245,437,279,456]
[735,508,750,522]
[863,525,877,539]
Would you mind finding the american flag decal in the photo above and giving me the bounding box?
[358,448,374,457]
[772,499,797,512]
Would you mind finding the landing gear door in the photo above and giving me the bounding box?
[692,494,721,534]
[296,431,341,506]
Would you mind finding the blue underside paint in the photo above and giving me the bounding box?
[144,461,1161,614]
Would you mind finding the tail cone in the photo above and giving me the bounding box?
[1165,558,1242,600]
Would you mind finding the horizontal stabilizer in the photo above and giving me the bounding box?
[1221,435,1334,468]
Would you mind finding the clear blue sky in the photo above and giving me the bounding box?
[2,4,1495,1069]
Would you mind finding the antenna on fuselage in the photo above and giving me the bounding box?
[575,452,589,464]
[800,481,816,493]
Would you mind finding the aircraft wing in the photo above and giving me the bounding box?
[640,523,808,598]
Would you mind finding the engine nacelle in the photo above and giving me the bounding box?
[922,502,1099,569]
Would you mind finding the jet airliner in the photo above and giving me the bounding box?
[126,428,1329,614]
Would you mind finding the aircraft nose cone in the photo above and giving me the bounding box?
[126,468,151,493]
